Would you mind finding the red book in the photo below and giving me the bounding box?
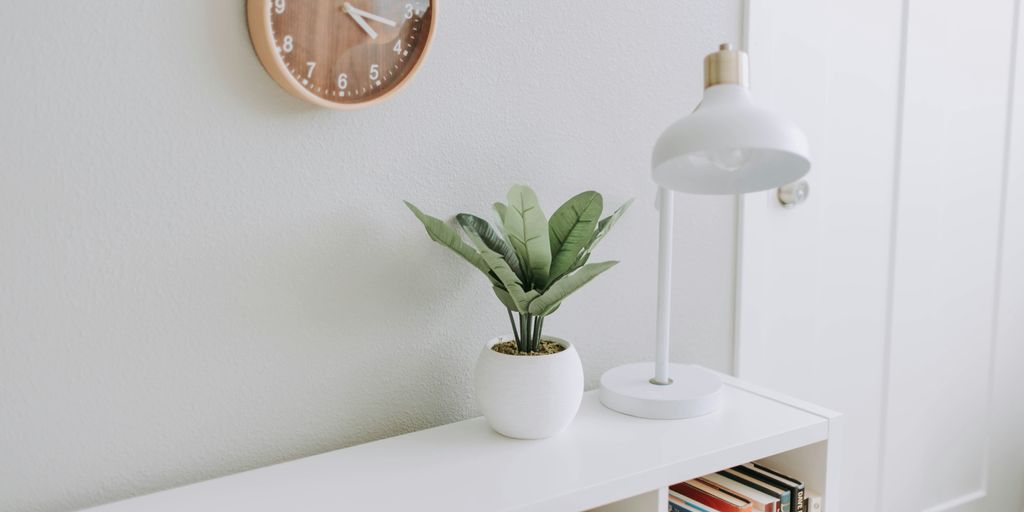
[670,478,754,512]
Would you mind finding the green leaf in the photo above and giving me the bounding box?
[565,252,591,277]
[528,261,618,316]
[492,202,508,237]
[582,199,633,259]
[479,248,540,313]
[504,185,551,289]
[491,286,517,311]
[493,202,507,223]
[548,191,603,282]
[404,201,494,282]
[456,213,524,281]
[562,199,629,277]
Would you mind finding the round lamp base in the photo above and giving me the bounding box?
[599,362,724,419]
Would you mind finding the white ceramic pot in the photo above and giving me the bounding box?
[474,335,584,439]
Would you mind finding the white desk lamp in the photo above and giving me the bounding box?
[599,43,811,419]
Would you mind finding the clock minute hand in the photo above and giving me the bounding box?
[344,4,397,27]
[342,2,379,39]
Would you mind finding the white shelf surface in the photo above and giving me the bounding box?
[85,373,837,512]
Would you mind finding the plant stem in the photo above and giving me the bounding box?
[537,315,542,351]
[507,309,520,346]
[525,314,534,352]
[529,314,533,351]
[536,316,544,349]
[518,313,527,353]
[530,316,538,352]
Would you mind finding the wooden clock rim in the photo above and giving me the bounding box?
[246,0,436,110]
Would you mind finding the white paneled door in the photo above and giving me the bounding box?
[739,1,1024,511]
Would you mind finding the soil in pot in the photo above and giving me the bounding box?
[491,340,566,356]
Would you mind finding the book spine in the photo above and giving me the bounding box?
[672,491,718,512]
[751,463,805,512]
[793,487,805,512]
[715,471,780,512]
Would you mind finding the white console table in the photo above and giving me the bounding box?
[84,370,841,512]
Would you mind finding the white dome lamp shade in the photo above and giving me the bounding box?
[652,44,810,195]
[599,44,811,420]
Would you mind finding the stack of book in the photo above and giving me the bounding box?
[668,462,822,512]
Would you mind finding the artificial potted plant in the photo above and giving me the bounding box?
[406,185,630,439]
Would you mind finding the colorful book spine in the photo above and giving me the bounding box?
[669,500,703,512]
[671,480,754,512]
[668,490,717,512]
[671,462,812,512]
[724,468,786,512]
[704,471,779,512]
[752,463,806,512]
[725,467,790,512]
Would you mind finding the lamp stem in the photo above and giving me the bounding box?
[653,186,674,385]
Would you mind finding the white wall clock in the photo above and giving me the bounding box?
[247,0,435,109]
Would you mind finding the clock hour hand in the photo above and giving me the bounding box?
[342,3,379,39]
[343,4,398,27]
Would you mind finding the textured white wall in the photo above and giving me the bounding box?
[0,2,742,511]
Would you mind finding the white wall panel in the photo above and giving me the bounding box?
[743,0,1022,510]
[740,1,903,509]
[881,0,1016,508]
[987,3,1024,506]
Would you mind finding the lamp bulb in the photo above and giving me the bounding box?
[686,148,751,172]
[709,148,751,172]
